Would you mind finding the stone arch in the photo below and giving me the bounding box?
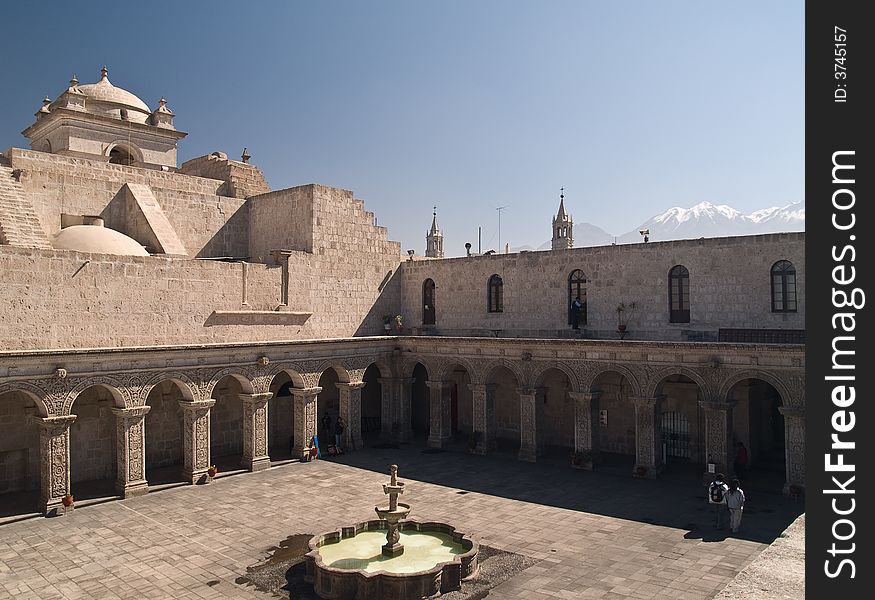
[323,364,351,384]
[583,364,642,398]
[143,372,198,403]
[68,378,128,414]
[717,370,793,407]
[205,370,255,399]
[143,378,190,484]
[484,362,523,452]
[644,366,712,400]
[0,387,43,502]
[0,382,51,417]
[532,362,581,393]
[401,355,437,381]
[483,360,527,389]
[106,141,143,166]
[435,357,480,384]
[533,366,576,456]
[269,365,307,390]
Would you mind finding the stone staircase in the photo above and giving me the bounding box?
[0,165,53,249]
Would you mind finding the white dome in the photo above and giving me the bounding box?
[77,69,150,111]
[52,225,149,256]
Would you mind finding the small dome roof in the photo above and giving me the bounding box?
[52,225,149,256]
[76,66,151,113]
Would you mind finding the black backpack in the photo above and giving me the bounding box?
[709,481,725,503]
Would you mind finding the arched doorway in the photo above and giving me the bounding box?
[655,374,704,471]
[590,371,637,470]
[268,372,296,461]
[444,364,472,439]
[535,368,574,459]
[210,376,246,471]
[727,379,786,492]
[317,368,342,449]
[0,390,41,516]
[486,366,520,456]
[411,363,430,440]
[423,279,436,326]
[361,364,383,444]
[568,269,587,326]
[144,380,187,486]
[70,385,121,500]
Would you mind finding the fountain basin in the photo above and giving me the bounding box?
[305,520,479,600]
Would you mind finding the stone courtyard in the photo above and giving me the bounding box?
[0,443,802,600]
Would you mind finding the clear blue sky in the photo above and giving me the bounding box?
[1,1,803,256]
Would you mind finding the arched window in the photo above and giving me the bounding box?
[487,274,503,313]
[109,145,134,166]
[771,260,797,312]
[568,269,587,326]
[668,265,690,323]
[422,278,436,325]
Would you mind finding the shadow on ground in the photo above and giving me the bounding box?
[328,439,803,546]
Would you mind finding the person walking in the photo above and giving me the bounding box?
[725,478,746,533]
[334,416,346,451]
[571,296,583,330]
[321,413,332,447]
[708,472,729,530]
[733,441,749,481]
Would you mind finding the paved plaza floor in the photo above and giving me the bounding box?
[0,443,803,599]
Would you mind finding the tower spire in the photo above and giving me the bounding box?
[426,206,444,258]
[552,187,573,250]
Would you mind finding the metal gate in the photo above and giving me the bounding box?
[661,411,691,460]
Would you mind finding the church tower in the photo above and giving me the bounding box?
[552,188,573,250]
[425,207,444,258]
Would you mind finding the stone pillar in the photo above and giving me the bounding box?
[518,387,537,462]
[469,384,495,454]
[111,406,151,498]
[31,415,76,516]
[398,377,414,441]
[632,396,661,478]
[337,382,365,451]
[701,400,734,481]
[292,387,321,459]
[240,392,272,472]
[377,377,395,441]
[779,406,805,495]
[179,400,215,484]
[426,381,451,448]
[569,392,599,469]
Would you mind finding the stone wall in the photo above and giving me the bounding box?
[6,149,248,257]
[179,154,270,199]
[0,391,40,493]
[400,233,805,341]
[69,388,116,483]
[210,378,244,459]
[145,382,184,469]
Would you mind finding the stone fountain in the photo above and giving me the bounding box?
[305,464,479,600]
[374,464,410,557]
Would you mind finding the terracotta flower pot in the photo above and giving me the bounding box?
[61,494,74,507]
[207,467,217,478]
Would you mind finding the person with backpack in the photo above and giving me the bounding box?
[334,416,346,451]
[708,472,729,530]
[725,478,746,534]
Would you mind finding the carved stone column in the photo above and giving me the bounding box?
[377,377,396,441]
[779,406,805,495]
[179,400,215,484]
[632,396,661,478]
[292,387,321,459]
[426,381,451,448]
[240,392,272,472]
[469,384,495,454]
[337,382,365,451]
[111,406,151,498]
[701,400,734,481]
[518,388,537,462]
[569,392,599,469]
[31,415,76,516]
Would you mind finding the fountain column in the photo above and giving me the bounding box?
[179,399,215,484]
[337,382,365,451]
[291,387,321,459]
[518,387,537,462]
[632,396,662,479]
[375,464,411,557]
[240,392,272,471]
[426,380,451,448]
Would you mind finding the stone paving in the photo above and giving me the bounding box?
[0,444,803,599]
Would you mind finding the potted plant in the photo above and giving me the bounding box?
[394,314,403,332]
[207,465,217,479]
[382,315,392,332]
[61,492,74,508]
[616,302,637,339]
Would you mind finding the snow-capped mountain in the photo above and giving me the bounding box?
[522,201,803,251]
[616,201,804,243]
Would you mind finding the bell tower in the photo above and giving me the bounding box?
[425,207,444,258]
[552,188,573,250]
